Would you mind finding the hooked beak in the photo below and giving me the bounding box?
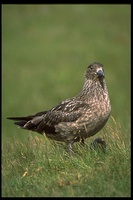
[97,69,105,78]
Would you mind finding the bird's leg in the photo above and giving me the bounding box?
[73,136,85,147]
[80,137,85,146]
[67,142,74,156]
[73,136,84,144]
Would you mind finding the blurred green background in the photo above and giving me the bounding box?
[2,5,130,142]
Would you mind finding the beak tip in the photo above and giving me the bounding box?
[97,69,105,78]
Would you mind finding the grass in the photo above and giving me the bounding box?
[2,4,130,197]
[2,117,130,197]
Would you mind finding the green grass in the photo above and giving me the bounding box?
[2,5,130,197]
[2,117,130,197]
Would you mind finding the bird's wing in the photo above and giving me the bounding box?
[24,99,90,134]
[51,97,91,112]
[7,98,90,134]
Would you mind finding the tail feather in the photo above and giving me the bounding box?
[7,110,47,121]
[7,113,47,134]
[7,110,53,134]
[7,116,32,121]
[14,121,28,127]
[7,116,32,129]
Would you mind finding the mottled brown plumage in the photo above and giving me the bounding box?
[7,62,111,154]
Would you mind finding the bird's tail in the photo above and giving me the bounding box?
[7,115,45,134]
[7,110,47,133]
[7,116,33,127]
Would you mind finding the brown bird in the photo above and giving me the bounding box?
[7,62,111,154]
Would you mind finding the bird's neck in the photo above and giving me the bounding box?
[79,79,107,97]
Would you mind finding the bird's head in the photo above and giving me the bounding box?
[85,62,105,81]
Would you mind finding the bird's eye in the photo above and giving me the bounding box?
[88,64,93,70]
[89,65,93,70]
